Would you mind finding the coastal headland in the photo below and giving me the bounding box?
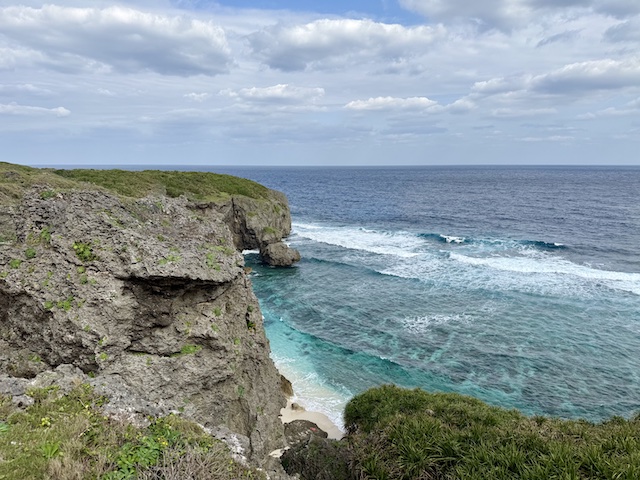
[0,162,303,478]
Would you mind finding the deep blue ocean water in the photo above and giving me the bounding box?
[210,166,640,427]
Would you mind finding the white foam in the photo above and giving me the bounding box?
[272,354,350,429]
[441,234,465,244]
[450,252,640,296]
[292,222,423,258]
[242,249,259,255]
[401,314,470,333]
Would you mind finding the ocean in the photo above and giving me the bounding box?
[209,165,640,428]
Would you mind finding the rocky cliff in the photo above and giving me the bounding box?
[0,163,300,465]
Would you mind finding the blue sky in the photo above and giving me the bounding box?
[1,0,639,166]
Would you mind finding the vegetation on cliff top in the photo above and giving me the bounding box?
[283,385,640,480]
[0,384,265,480]
[0,162,270,204]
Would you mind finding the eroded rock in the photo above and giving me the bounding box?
[0,179,294,463]
[261,241,301,267]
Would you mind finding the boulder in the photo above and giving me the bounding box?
[260,241,301,267]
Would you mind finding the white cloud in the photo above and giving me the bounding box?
[184,92,210,102]
[0,1,638,165]
[0,5,231,76]
[345,96,438,111]
[531,58,640,94]
[492,107,557,117]
[0,102,70,117]
[97,88,116,97]
[223,84,325,104]
[520,135,575,142]
[399,0,640,30]
[472,77,527,96]
[248,19,445,71]
[578,96,640,118]
[0,83,52,96]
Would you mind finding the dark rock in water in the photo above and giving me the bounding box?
[260,241,301,267]
[0,165,300,465]
[284,419,328,448]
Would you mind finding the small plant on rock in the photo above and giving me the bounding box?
[73,241,96,262]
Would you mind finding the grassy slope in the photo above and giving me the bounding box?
[0,162,270,204]
[284,385,640,480]
[0,385,265,480]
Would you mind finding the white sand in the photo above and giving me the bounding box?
[280,399,344,440]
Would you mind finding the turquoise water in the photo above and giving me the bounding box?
[226,166,640,427]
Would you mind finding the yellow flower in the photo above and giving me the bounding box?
[40,417,51,428]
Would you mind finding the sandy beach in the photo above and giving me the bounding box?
[280,399,344,440]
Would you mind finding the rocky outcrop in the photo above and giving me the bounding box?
[261,242,302,267]
[221,194,301,267]
[0,169,297,465]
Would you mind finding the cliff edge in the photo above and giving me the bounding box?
[0,163,299,465]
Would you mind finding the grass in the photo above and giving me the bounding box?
[172,345,202,357]
[0,384,264,480]
[51,168,270,202]
[0,162,273,204]
[284,385,640,480]
[73,241,96,262]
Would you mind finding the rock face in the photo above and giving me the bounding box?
[223,194,300,267]
[261,242,301,267]
[0,169,297,463]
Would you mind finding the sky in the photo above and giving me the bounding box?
[1,0,639,166]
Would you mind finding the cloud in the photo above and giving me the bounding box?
[248,19,445,71]
[578,96,640,118]
[531,58,640,94]
[472,77,527,95]
[536,30,581,47]
[399,0,640,30]
[492,107,557,117]
[0,102,70,117]
[0,5,231,76]
[520,135,575,142]
[0,83,52,96]
[184,92,210,102]
[345,96,438,111]
[222,84,325,104]
[604,18,640,42]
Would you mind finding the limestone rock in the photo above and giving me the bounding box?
[0,171,295,463]
[260,242,301,267]
[284,419,328,448]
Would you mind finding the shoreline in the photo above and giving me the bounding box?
[280,398,344,440]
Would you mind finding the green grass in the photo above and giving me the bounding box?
[0,162,272,205]
[284,385,640,480]
[172,345,202,357]
[51,168,270,201]
[0,384,264,480]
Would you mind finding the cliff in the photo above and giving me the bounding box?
[0,163,299,466]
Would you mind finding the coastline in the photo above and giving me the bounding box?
[280,398,344,440]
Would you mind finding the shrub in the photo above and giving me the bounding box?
[340,385,640,480]
[73,241,96,262]
[0,383,262,480]
[24,248,37,259]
